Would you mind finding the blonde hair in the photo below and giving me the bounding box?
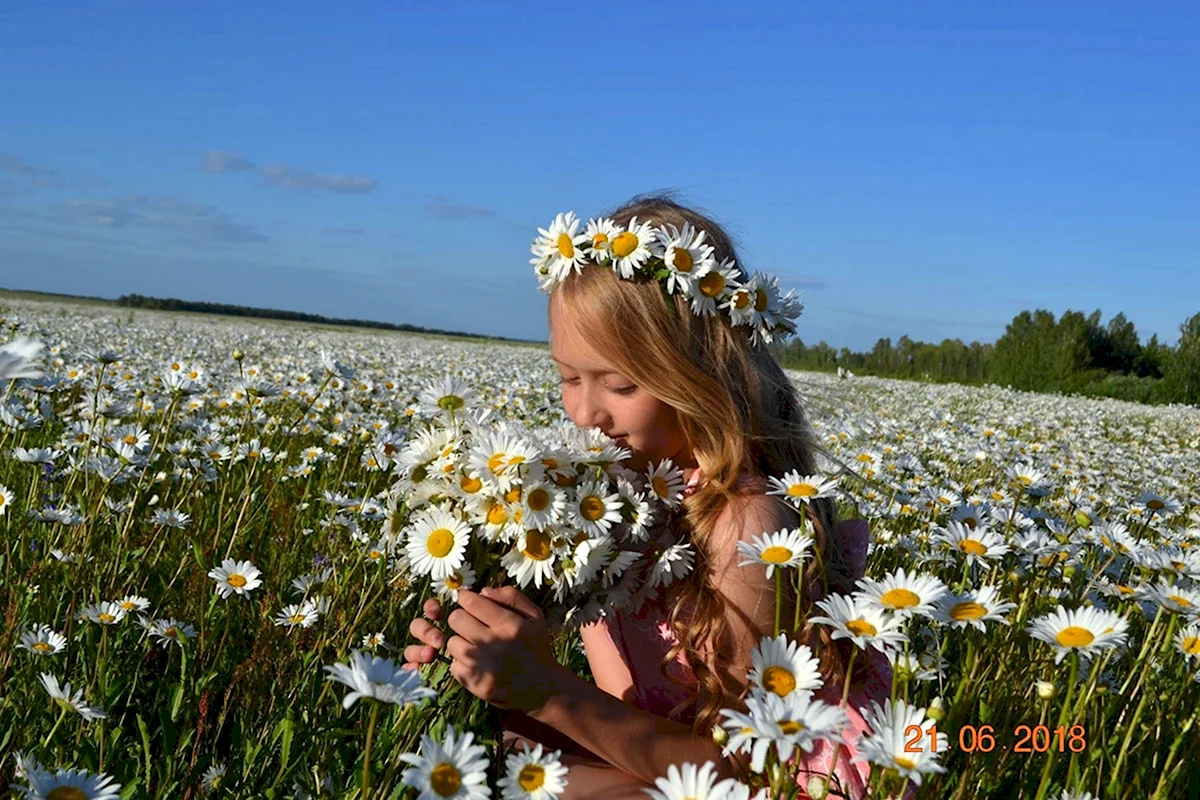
[547,191,864,738]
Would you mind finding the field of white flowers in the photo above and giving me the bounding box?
[1,296,1197,800]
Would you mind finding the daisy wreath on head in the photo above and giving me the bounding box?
[530,211,804,345]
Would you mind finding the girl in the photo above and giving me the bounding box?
[403,193,895,799]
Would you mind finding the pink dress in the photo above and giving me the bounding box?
[591,467,897,800]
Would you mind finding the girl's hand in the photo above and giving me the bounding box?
[402,597,446,671]
[443,586,572,713]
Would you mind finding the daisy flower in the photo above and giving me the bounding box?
[11,758,121,800]
[405,506,471,581]
[275,600,322,629]
[518,480,565,531]
[935,521,1010,565]
[0,483,14,516]
[689,257,741,318]
[531,211,590,287]
[1027,605,1130,664]
[582,216,620,263]
[201,762,226,794]
[747,633,823,698]
[466,428,538,493]
[1144,579,1200,617]
[928,585,1017,632]
[116,595,151,614]
[502,529,559,589]
[606,216,658,280]
[399,724,493,800]
[809,593,909,653]
[434,563,478,602]
[497,741,569,800]
[0,336,44,381]
[567,479,624,538]
[855,568,950,620]
[765,471,839,508]
[207,559,263,599]
[40,673,107,721]
[418,374,480,418]
[644,461,686,510]
[18,624,67,656]
[737,527,814,580]
[734,691,850,773]
[146,618,197,649]
[648,541,696,590]
[78,601,127,626]
[657,221,716,296]
[851,698,947,786]
[642,761,729,800]
[324,649,438,710]
[1175,622,1200,660]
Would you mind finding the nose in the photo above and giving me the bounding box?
[570,382,611,432]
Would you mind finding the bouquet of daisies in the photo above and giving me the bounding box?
[386,399,697,631]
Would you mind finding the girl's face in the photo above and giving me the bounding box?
[549,304,694,474]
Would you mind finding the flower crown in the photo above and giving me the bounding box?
[530,211,804,345]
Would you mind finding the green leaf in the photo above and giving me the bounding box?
[978,697,992,724]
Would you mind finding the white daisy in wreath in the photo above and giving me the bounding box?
[531,210,590,287]
[583,216,621,264]
[607,216,659,279]
[657,221,716,296]
[689,257,741,318]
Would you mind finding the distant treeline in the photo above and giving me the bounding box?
[770,309,1200,407]
[114,294,534,344]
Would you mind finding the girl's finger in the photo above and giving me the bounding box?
[447,607,489,644]
[423,598,442,621]
[409,618,444,648]
[403,643,436,664]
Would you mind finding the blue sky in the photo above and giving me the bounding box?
[1,0,1197,350]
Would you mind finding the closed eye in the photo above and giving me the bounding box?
[558,377,637,396]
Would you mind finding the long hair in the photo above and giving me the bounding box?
[547,191,863,738]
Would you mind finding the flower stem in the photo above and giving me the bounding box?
[362,701,380,800]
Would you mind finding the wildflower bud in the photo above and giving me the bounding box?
[711,724,728,747]
[926,697,946,722]
[1035,680,1056,700]
[148,494,160,507]
[232,349,244,362]
[806,776,829,800]
[767,761,784,787]
[1063,565,1077,580]
[1075,511,1093,528]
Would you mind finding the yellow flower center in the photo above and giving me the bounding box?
[445,574,463,590]
[519,764,547,791]
[460,475,483,493]
[123,433,138,445]
[523,529,553,561]
[288,613,307,624]
[847,618,877,637]
[762,666,797,696]
[778,719,804,735]
[579,495,605,522]
[951,601,987,621]
[164,627,180,638]
[1147,498,1165,510]
[98,613,116,623]
[48,788,89,800]
[759,546,794,564]
[754,288,769,312]
[437,394,464,411]
[527,488,550,511]
[733,290,750,309]
[788,483,818,498]
[671,247,693,272]
[611,231,639,258]
[556,232,576,258]
[227,574,247,588]
[430,763,462,797]
[959,539,987,556]
[698,272,725,297]
[881,588,921,610]
[592,232,609,248]
[368,550,383,560]
[651,476,670,498]
[33,641,53,653]
[1182,636,1200,655]
[488,453,508,474]
[426,529,456,558]
[504,486,522,504]
[487,503,509,526]
[1167,595,1192,607]
[893,756,917,771]
[1056,626,1095,648]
